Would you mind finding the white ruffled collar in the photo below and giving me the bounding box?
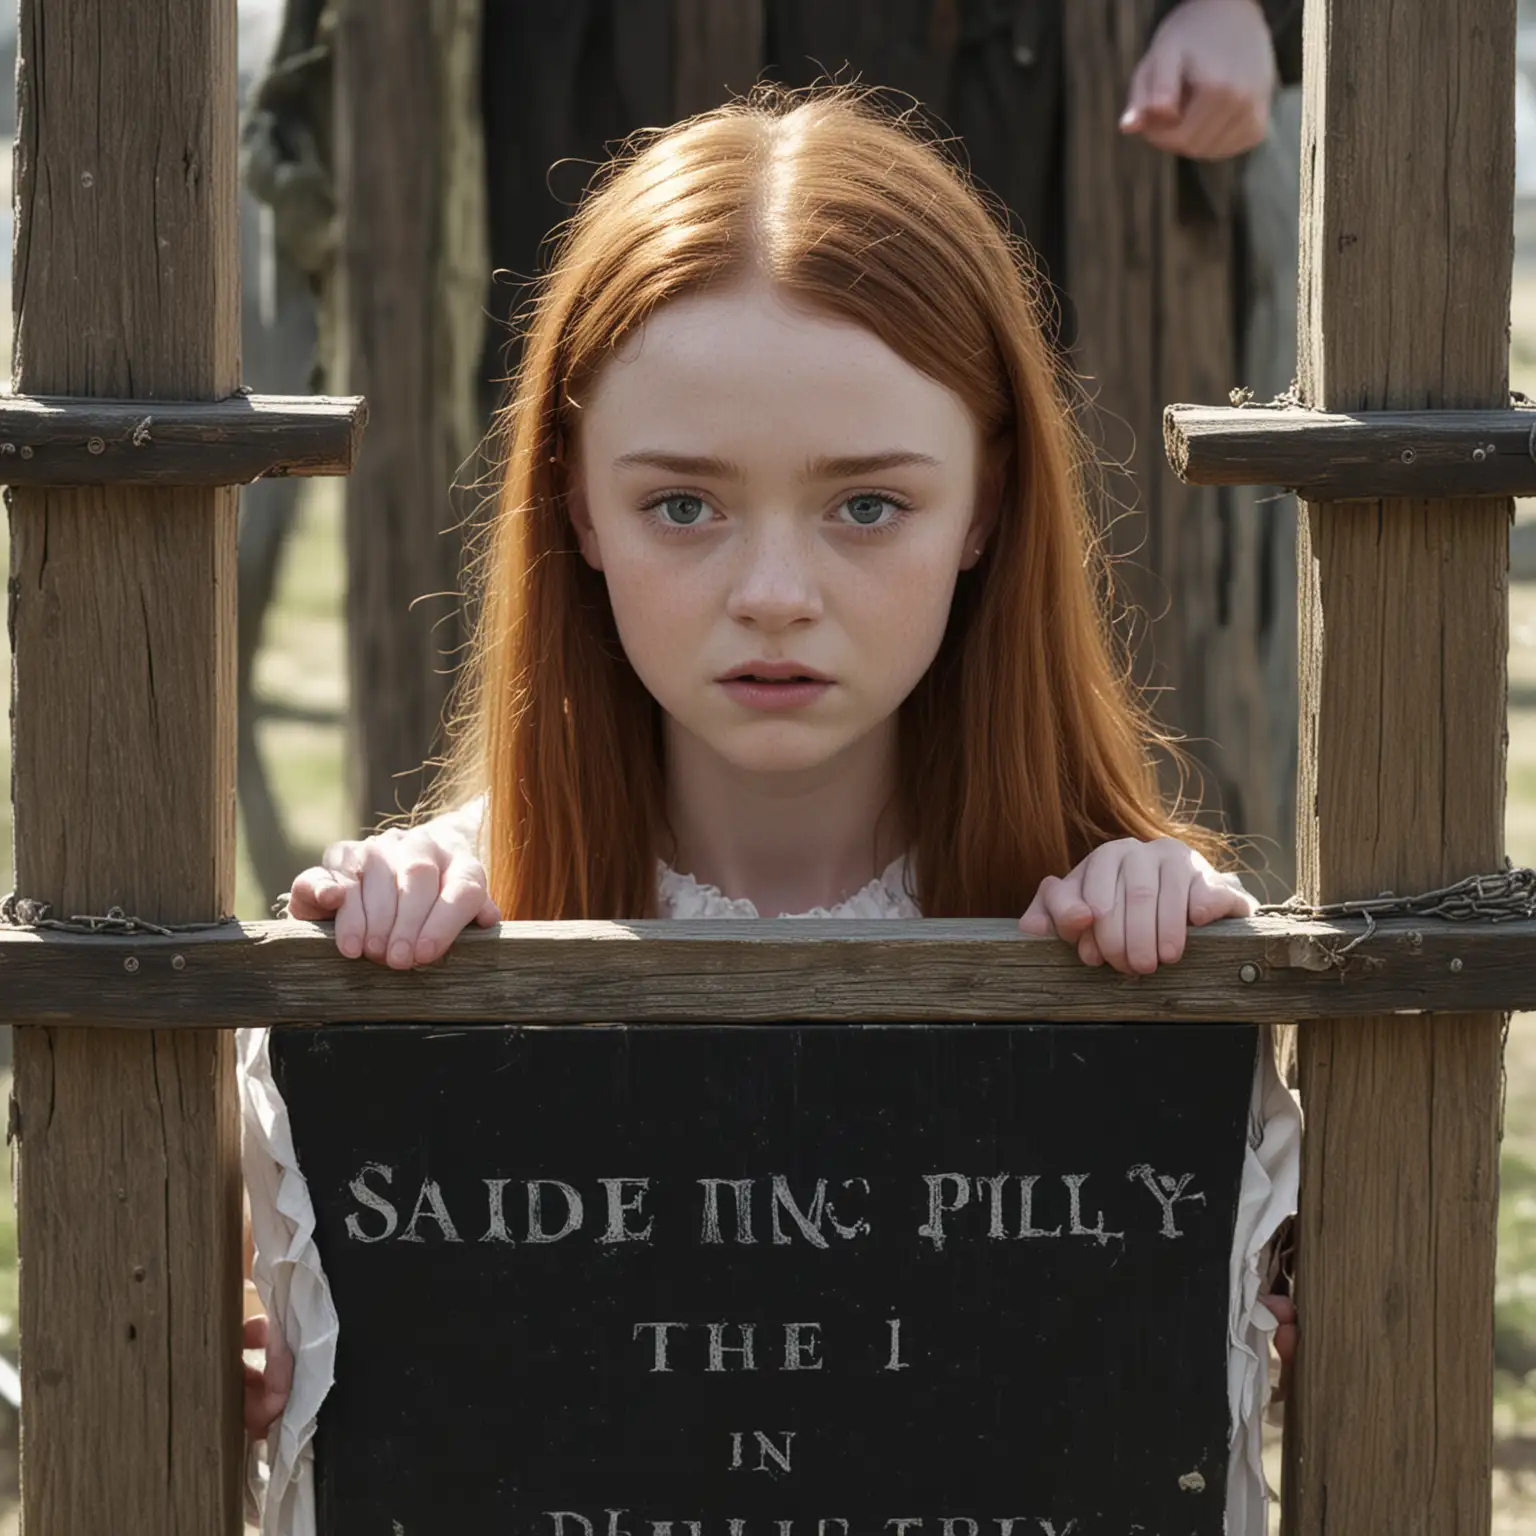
[656,855,920,919]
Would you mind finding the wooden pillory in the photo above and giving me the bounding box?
[0,0,1528,1531]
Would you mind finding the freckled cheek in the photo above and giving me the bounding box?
[843,556,961,687]
[600,547,720,684]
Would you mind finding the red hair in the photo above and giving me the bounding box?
[436,86,1231,919]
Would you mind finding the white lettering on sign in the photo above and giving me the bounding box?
[1126,1165,1206,1238]
[343,1162,398,1242]
[708,1322,758,1372]
[783,1321,824,1370]
[598,1178,655,1243]
[340,1164,1211,1247]
[633,1321,688,1373]
[400,1179,462,1244]
[526,1180,584,1244]
[481,1178,514,1244]
[770,1176,872,1247]
[916,1174,970,1250]
[1061,1176,1122,1247]
[728,1430,796,1473]
[699,1179,756,1244]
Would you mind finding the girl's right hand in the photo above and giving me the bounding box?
[286,824,502,968]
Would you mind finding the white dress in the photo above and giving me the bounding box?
[240,850,1298,1536]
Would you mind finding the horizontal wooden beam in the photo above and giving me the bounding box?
[1164,402,1536,499]
[1,914,1532,1025]
[0,392,366,485]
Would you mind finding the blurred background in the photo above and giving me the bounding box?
[4,0,1536,1528]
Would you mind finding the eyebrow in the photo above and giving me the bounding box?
[610,449,943,480]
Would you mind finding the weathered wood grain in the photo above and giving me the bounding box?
[1064,0,1298,895]
[332,0,486,831]
[7,0,245,1529]
[0,392,366,485]
[3,916,1534,1026]
[1280,2,1515,1531]
[1166,403,1536,500]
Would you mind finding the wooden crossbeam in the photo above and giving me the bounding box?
[3,916,1535,1025]
[0,392,366,485]
[1165,402,1536,500]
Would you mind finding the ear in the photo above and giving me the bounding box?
[566,474,605,571]
[959,439,1008,571]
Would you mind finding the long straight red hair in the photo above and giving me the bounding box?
[436,86,1231,919]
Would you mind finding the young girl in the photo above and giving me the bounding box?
[241,84,1299,1535]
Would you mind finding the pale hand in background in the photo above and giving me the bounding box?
[1119,0,1278,161]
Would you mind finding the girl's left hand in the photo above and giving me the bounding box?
[1019,836,1257,974]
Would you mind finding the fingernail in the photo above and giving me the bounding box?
[339,937,361,959]
[365,936,386,959]
[389,942,412,967]
[417,940,437,964]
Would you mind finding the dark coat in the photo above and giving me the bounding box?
[478,0,1302,390]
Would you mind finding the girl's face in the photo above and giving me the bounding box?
[569,281,995,778]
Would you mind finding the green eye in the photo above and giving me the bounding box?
[843,493,893,526]
[658,494,707,526]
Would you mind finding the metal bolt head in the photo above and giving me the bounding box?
[87,436,105,455]
[1450,957,1464,973]
[1239,962,1261,984]
[1473,447,1487,462]
[19,446,34,460]
[1400,447,1417,464]
[123,955,139,973]
[171,953,186,972]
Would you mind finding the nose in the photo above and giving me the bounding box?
[725,516,823,632]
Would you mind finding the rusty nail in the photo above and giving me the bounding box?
[171,953,186,972]
[1450,957,1464,973]
[86,436,105,455]
[123,956,139,974]
[1238,962,1260,984]
[1407,930,1423,948]
[1400,447,1417,464]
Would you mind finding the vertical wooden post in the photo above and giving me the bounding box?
[7,1,244,1530]
[1281,3,1514,1531]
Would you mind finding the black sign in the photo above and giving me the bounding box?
[271,1022,1257,1536]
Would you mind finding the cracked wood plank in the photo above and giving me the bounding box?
[7,0,245,1529]
[3,914,1536,1024]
